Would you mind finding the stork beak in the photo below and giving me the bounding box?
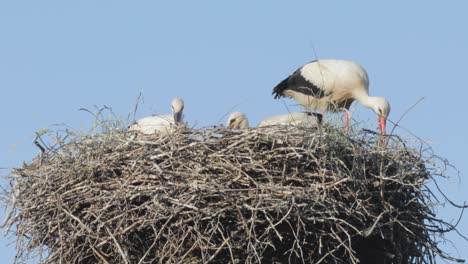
[173,111,183,124]
[378,116,386,135]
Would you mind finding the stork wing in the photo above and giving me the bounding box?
[273,61,330,99]
[286,68,326,98]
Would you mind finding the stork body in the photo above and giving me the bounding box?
[272,60,390,134]
[258,112,321,128]
[226,112,249,129]
[128,98,184,134]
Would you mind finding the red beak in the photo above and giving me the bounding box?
[378,116,386,135]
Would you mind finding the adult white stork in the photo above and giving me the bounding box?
[128,97,184,134]
[226,112,249,129]
[258,112,321,127]
[272,60,390,134]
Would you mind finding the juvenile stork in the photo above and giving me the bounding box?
[226,112,249,129]
[128,97,184,134]
[272,60,390,134]
[258,112,321,128]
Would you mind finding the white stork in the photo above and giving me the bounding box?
[258,112,321,128]
[272,60,390,134]
[128,97,184,134]
[226,112,249,129]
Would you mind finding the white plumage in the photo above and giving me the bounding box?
[258,112,321,128]
[273,59,390,134]
[128,98,184,134]
[226,112,249,129]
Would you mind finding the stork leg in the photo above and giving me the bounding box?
[320,111,326,122]
[344,110,350,134]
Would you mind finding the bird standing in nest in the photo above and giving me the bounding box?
[273,59,390,135]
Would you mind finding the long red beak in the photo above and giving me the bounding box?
[378,116,386,135]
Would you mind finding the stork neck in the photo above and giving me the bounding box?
[354,92,374,110]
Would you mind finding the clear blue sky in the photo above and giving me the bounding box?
[1,1,467,262]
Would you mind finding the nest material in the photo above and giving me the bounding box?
[1,125,464,263]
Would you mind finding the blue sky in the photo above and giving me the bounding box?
[1,1,467,262]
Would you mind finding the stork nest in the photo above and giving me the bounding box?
[1,124,465,263]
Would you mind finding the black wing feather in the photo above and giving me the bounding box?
[272,65,325,99]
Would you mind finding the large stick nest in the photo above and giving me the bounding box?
[1,124,465,263]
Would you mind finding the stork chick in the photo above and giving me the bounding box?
[226,112,249,129]
[129,97,184,134]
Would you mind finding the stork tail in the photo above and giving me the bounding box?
[272,77,289,99]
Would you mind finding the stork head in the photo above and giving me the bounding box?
[227,112,249,129]
[171,97,184,123]
[369,97,391,134]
